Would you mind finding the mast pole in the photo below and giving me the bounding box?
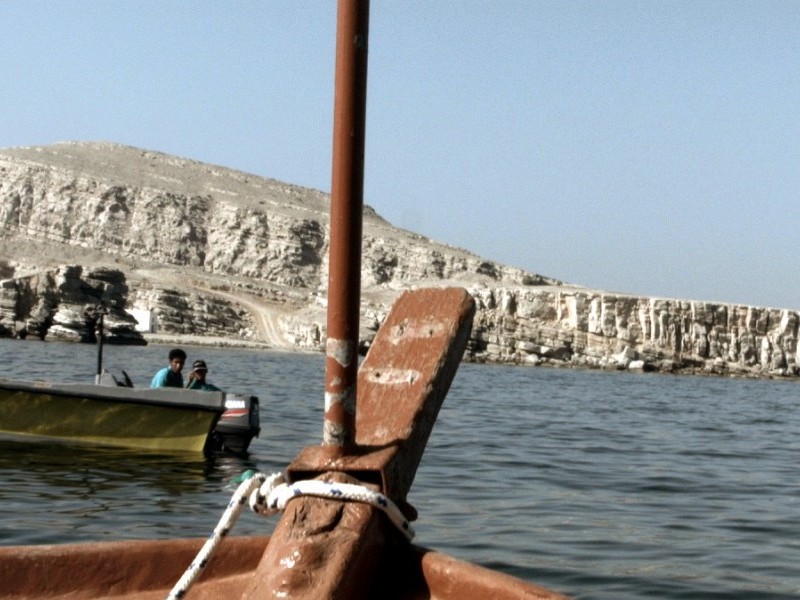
[242,8,477,596]
[323,0,370,451]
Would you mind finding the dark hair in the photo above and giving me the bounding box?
[168,348,187,361]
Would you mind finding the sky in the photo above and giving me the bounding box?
[1,1,799,310]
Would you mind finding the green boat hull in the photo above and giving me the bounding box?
[0,379,224,454]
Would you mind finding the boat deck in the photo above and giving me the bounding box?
[0,536,566,599]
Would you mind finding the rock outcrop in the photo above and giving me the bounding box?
[0,264,144,344]
[0,141,797,379]
[465,286,800,377]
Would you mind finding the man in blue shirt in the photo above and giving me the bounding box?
[150,348,187,388]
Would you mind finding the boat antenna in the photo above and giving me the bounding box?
[323,0,370,452]
[93,304,108,384]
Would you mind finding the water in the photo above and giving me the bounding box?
[0,338,797,599]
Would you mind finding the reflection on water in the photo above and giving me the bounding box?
[0,339,798,599]
[0,437,261,545]
[0,439,222,492]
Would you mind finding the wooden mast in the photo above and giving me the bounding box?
[323,0,370,452]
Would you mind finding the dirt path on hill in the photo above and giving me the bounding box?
[136,268,294,349]
[204,288,290,349]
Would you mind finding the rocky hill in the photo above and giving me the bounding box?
[0,141,798,379]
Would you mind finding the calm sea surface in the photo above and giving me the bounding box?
[0,338,797,599]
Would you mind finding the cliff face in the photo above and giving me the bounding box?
[0,146,327,288]
[0,264,143,344]
[466,286,798,376]
[0,141,796,379]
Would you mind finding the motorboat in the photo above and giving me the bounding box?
[98,369,261,455]
[0,370,260,455]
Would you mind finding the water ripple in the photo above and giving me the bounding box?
[0,342,798,598]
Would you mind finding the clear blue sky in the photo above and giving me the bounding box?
[2,2,798,309]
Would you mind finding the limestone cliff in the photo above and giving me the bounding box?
[465,286,799,377]
[0,263,143,344]
[0,141,796,379]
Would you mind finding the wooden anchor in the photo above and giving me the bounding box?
[241,286,476,598]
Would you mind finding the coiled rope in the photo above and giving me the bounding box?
[165,471,414,600]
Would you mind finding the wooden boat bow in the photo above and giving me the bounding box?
[235,5,481,595]
[0,3,569,598]
[243,287,477,598]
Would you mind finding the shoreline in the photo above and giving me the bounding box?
[139,333,800,383]
[143,333,272,349]
[141,333,318,355]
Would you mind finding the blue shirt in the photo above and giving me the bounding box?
[150,367,183,388]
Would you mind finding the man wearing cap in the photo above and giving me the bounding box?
[185,359,222,392]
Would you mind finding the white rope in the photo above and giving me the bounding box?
[165,472,265,600]
[248,472,415,540]
[166,471,413,600]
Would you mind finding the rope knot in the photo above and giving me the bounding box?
[248,473,415,541]
[248,472,286,515]
[166,470,414,600]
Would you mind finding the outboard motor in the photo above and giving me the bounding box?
[210,394,261,455]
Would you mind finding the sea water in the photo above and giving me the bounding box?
[0,338,797,599]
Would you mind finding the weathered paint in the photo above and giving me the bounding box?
[323,382,356,447]
[361,367,421,385]
[388,317,448,344]
[325,337,355,367]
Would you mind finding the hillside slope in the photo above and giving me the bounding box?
[0,141,797,379]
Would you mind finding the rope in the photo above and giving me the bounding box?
[165,472,265,600]
[165,471,413,600]
[248,472,415,540]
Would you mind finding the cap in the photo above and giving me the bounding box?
[191,360,208,372]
